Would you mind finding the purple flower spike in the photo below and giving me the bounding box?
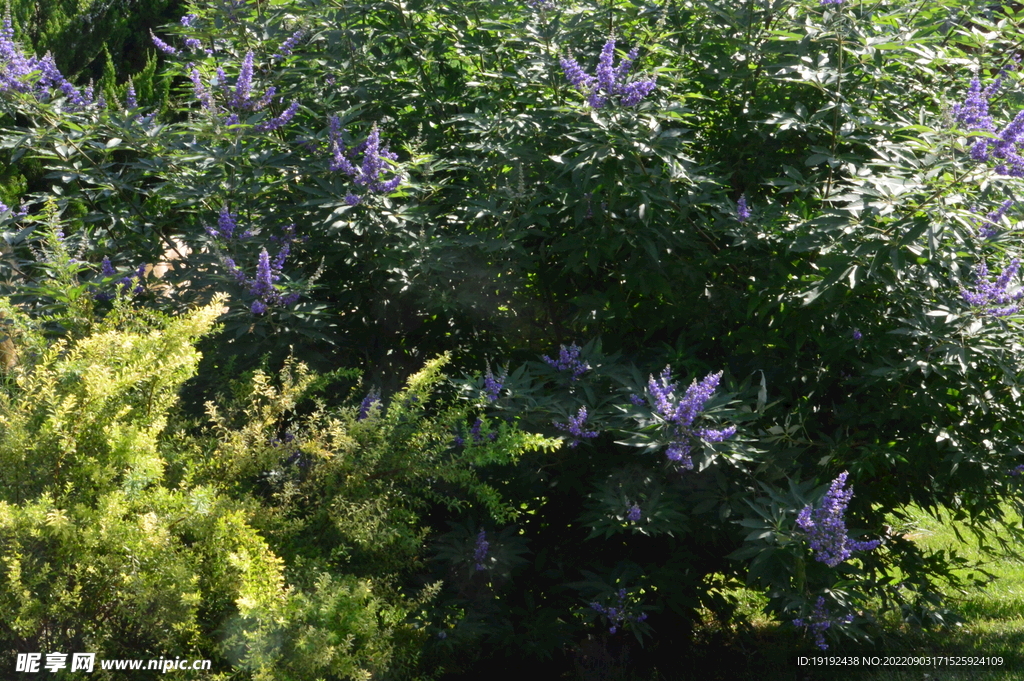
[561,38,656,109]
[793,596,852,650]
[541,342,590,380]
[216,206,237,239]
[626,503,641,522]
[484,365,505,402]
[961,258,1023,316]
[590,589,647,634]
[975,200,1014,239]
[357,389,381,420]
[150,31,177,56]
[473,530,490,571]
[100,256,116,278]
[796,472,881,567]
[256,99,300,132]
[737,194,751,222]
[330,121,402,199]
[553,406,600,447]
[644,367,734,470]
[275,30,304,58]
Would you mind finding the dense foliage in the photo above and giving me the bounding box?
[1,0,1024,678]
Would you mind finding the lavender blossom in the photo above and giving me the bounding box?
[357,389,381,420]
[211,206,237,239]
[737,194,751,222]
[331,123,403,198]
[852,329,862,341]
[275,30,304,58]
[150,31,177,56]
[100,256,116,278]
[796,472,881,568]
[820,0,844,5]
[560,38,656,109]
[1010,464,1024,476]
[953,72,1008,134]
[961,258,1024,316]
[0,18,93,108]
[181,14,198,27]
[590,589,647,635]
[473,530,490,571]
[648,367,722,426]
[665,441,693,469]
[255,99,300,132]
[185,37,202,52]
[190,67,215,110]
[222,232,301,314]
[541,342,590,380]
[94,258,146,300]
[792,596,852,650]
[553,406,599,447]
[626,503,642,522]
[976,200,1014,239]
[231,52,254,109]
[125,81,137,110]
[470,418,484,443]
[484,365,505,402]
[645,366,735,468]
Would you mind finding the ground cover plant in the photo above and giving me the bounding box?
[1,0,1024,678]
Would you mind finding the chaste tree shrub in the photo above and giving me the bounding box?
[2,0,1024,675]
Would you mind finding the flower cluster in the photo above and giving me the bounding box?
[216,220,301,315]
[952,71,1009,135]
[820,0,844,5]
[589,589,648,635]
[95,257,146,301]
[484,364,505,402]
[792,596,852,650]
[953,64,1024,176]
[187,54,299,132]
[473,530,490,571]
[0,200,27,218]
[960,258,1023,316]
[641,367,735,469]
[275,30,305,58]
[150,31,178,56]
[1010,464,1024,476]
[328,119,403,204]
[796,472,881,568]
[626,503,642,522]
[205,205,255,240]
[560,38,656,109]
[0,18,94,109]
[737,194,751,222]
[541,342,590,380]
[357,389,381,420]
[553,406,599,447]
[974,199,1014,239]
